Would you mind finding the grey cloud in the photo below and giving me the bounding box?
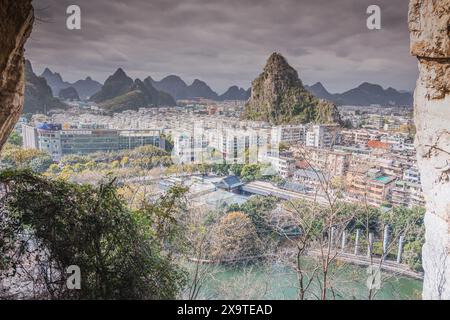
[26,0,417,94]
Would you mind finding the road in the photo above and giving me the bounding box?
[242,181,331,205]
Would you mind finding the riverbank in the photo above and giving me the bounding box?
[188,248,423,281]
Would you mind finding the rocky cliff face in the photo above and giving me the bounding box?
[0,1,34,150]
[409,0,450,300]
[243,53,340,125]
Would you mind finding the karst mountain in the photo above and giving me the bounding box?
[243,53,341,125]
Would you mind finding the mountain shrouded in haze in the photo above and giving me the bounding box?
[41,66,252,103]
[24,61,66,114]
[147,75,188,100]
[305,82,335,101]
[219,86,251,101]
[41,68,69,97]
[70,77,103,100]
[41,68,102,100]
[91,68,134,103]
[306,82,413,107]
[187,79,219,100]
[39,64,411,106]
[90,68,176,113]
[59,86,80,101]
[149,76,226,101]
[334,82,413,106]
[243,53,340,125]
[148,76,249,101]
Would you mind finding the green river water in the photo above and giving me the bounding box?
[187,260,423,300]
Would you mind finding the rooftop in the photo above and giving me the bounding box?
[372,175,396,184]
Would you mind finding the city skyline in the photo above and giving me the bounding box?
[27,0,417,94]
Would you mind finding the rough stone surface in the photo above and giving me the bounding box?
[0,0,34,150]
[409,0,450,300]
[409,0,450,58]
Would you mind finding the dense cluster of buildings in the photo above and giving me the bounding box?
[19,103,423,209]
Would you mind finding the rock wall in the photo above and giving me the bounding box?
[0,0,34,150]
[409,0,450,299]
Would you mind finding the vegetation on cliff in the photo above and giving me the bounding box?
[243,53,341,125]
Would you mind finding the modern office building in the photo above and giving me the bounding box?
[22,123,163,161]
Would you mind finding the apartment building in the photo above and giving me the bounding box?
[403,167,421,184]
[263,153,296,178]
[299,147,351,177]
[347,169,396,207]
[271,124,308,145]
[341,129,381,146]
[172,129,209,164]
[391,180,426,208]
[305,125,340,149]
[172,125,271,165]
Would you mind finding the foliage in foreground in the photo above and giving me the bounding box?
[0,170,187,299]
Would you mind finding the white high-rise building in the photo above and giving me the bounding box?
[270,124,308,145]
[172,124,272,165]
[306,125,340,149]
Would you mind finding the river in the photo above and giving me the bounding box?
[186,259,423,300]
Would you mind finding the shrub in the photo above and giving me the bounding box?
[210,211,262,263]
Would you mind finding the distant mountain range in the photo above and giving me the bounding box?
[147,75,251,101]
[24,61,66,114]
[41,66,251,102]
[220,86,251,101]
[305,82,413,107]
[90,68,176,113]
[36,62,413,113]
[41,68,102,100]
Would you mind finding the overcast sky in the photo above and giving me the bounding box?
[26,0,417,94]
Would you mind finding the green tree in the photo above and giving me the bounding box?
[7,132,22,146]
[240,164,262,182]
[29,154,53,173]
[210,211,262,263]
[0,170,187,299]
[231,196,278,238]
[48,163,61,174]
